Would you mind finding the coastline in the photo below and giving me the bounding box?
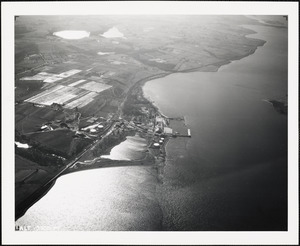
[15,26,267,223]
[15,180,56,221]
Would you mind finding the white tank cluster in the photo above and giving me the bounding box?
[153,143,160,148]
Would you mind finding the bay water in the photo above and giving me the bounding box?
[143,24,287,230]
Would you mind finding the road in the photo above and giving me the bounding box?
[42,121,117,187]
[40,73,164,186]
[15,72,166,220]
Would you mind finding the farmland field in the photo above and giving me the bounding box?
[78,81,112,93]
[29,129,78,156]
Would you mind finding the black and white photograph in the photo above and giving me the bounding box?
[1,1,299,245]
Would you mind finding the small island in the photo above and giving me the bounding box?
[268,99,288,115]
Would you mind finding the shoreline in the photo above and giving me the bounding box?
[15,26,267,222]
[15,180,56,221]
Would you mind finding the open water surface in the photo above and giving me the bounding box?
[143,23,287,230]
[101,135,148,161]
[53,30,90,40]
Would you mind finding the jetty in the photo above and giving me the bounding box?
[172,129,191,138]
[166,116,184,121]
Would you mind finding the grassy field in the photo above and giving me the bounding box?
[15,103,65,133]
[29,129,75,155]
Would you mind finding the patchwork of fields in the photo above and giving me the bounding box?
[23,69,112,109]
[21,69,82,83]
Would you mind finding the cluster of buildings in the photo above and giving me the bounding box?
[151,116,173,149]
[154,116,173,135]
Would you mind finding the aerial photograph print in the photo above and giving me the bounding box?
[1,1,299,245]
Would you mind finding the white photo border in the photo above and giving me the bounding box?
[2,1,299,245]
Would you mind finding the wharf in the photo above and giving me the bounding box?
[175,134,191,138]
[172,129,191,138]
[166,117,184,121]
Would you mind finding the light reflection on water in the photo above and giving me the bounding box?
[101,27,125,38]
[53,30,90,40]
[16,134,158,231]
[15,141,31,149]
[16,166,161,231]
[101,135,148,161]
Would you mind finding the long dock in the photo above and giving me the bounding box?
[172,129,191,138]
[166,117,184,121]
[175,135,191,138]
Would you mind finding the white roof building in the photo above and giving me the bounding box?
[164,127,173,134]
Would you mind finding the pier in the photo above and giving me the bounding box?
[166,117,184,121]
[171,129,191,138]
